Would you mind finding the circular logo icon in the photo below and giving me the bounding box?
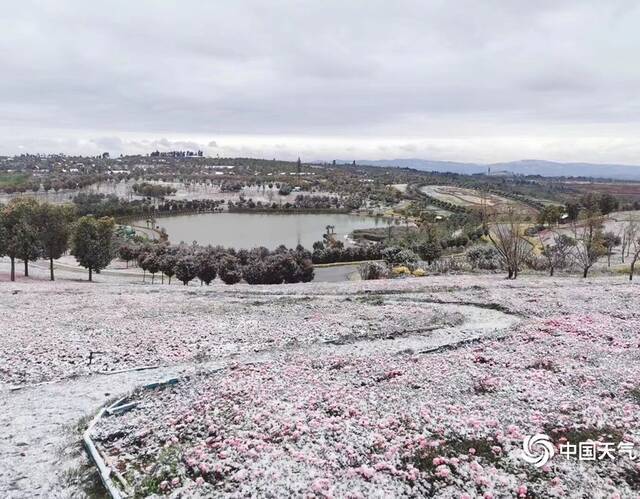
[522,433,555,467]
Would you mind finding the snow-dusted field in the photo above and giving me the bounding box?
[0,282,469,387]
[2,266,640,497]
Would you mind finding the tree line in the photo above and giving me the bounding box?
[0,198,116,281]
[119,241,314,285]
[0,197,316,285]
[72,193,225,218]
[131,182,177,198]
[228,194,350,212]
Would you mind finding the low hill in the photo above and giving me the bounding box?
[340,158,640,180]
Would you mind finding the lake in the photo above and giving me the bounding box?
[139,212,392,249]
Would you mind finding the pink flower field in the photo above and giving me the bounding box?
[75,276,640,497]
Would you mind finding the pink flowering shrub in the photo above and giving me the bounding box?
[92,304,640,497]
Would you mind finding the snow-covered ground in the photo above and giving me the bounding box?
[2,263,640,497]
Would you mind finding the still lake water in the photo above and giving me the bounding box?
[142,212,391,249]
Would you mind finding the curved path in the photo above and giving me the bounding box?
[26,258,360,283]
[0,298,519,498]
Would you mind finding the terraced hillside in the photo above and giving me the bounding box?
[420,185,539,216]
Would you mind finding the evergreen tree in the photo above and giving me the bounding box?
[71,216,116,281]
[175,254,198,285]
[35,203,75,281]
[2,198,41,281]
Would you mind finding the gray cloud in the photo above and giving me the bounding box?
[1,1,640,163]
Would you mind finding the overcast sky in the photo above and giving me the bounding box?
[1,0,640,164]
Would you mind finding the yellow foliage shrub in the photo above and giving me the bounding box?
[392,266,411,275]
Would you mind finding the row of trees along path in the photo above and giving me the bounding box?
[0,198,116,282]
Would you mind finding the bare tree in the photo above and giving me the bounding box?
[602,231,622,268]
[572,216,605,278]
[538,232,575,277]
[626,218,640,281]
[629,236,640,281]
[621,218,639,264]
[487,209,533,279]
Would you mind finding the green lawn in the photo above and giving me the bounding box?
[0,172,31,189]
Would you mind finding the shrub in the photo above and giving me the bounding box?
[174,255,198,285]
[242,257,283,285]
[158,248,180,283]
[466,245,500,270]
[395,250,419,268]
[312,243,383,264]
[276,254,300,284]
[295,256,315,282]
[242,259,270,284]
[382,246,418,268]
[219,255,242,285]
[381,246,403,265]
[117,243,137,267]
[242,253,314,285]
[143,253,161,283]
[391,265,412,276]
[358,261,388,280]
[428,256,469,274]
[525,254,548,271]
[415,240,442,265]
[195,247,218,285]
[412,268,426,277]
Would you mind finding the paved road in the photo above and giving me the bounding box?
[313,263,360,282]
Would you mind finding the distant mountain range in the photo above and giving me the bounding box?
[334,158,640,181]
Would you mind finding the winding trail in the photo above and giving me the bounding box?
[0,298,519,498]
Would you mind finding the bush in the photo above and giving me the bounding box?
[174,255,198,285]
[466,245,500,271]
[391,265,412,276]
[415,240,442,265]
[382,247,418,268]
[312,242,383,264]
[525,254,548,272]
[243,259,270,284]
[159,249,179,283]
[394,249,419,269]
[143,253,161,283]
[243,252,314,285]
[242,257,283,285]
[275,254,298,284]
[430,256,470,274]
[195,247,218,285]
[219,255,242,285]
[381,246,402,265]
[296,257,315,282]
[358,261,388,280]
[117,243,137,267]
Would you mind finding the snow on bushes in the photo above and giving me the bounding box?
[358,261,388,280]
